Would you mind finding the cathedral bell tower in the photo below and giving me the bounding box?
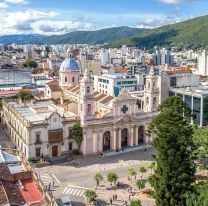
[144,66,160,112]
[79,69,95,125]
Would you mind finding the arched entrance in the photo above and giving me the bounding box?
[138,126,145,144]
[121,128,128,148]
[103,131,111,151]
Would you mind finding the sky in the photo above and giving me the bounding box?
[0,0,207,36]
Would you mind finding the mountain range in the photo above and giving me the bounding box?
[109,15,208,50]
[33,26,147,45]
[0,27,146,45]
[0,34,45,44]
[1,15,208,50]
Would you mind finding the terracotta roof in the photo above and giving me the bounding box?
[45,79,59,86]
[95,93,107,101]
[115,68,128,73]
[100,96,114,104]
[35,92,44,98]
[47,84,62,92]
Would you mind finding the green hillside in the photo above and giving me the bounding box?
[34,26,147,45]
[109,15,208,50]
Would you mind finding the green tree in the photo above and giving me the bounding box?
[23,59,38,68]
[192,127,208,159]
[84,189,97,205]
[129,200,142,206]
[138,165,147,179]
[147,162,155,174]
[147,97,196,206]
[94,173,103,186]
[135,180,145,192]
[107,172,118,186]
[158,96,191,117]
[17,89,33,102]
[128,166,137,180]
[71,123,83,150]
[186,182,208,206]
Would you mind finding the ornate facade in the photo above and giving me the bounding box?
[1,58,162,158]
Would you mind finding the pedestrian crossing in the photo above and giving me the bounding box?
[39,173,60,185]
[62,185,88,197]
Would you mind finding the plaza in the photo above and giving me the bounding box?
[35,146,155,206]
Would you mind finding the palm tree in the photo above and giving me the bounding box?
[84,189,97,205]
[135,180,145,192]
[71,123,83,150]
[107,172,118,186]
[128,166,137,180]
[147,162,155,174]
[94,173,103,187]
[138,165,147,179]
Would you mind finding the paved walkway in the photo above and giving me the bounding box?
[35,147,155,206]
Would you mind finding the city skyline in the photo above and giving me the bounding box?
[0,0,206,36]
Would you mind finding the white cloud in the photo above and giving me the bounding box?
[0,2,8,8]
[159,0,197,4]
[0,9,59,35]
[5,0,29,5]
[0,9,99,35]
[32,20,96,35]
[136,14,194,29]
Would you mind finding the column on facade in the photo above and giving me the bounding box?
[93,131,97,154]
[129,127,134,146]
[200,96,204,127]
[112,129,117,150]
[82,133,87,155]
[99,130,103,152]
[135,125,138,145]
[118,128,121,149]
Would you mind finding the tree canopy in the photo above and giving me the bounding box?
[148,97,196,206]
[71,123,83,149]
[23,59,38,68]
[17,89,33,102]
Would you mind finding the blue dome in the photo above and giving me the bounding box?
[60,58,80,72]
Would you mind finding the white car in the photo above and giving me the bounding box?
[59,196,72,206]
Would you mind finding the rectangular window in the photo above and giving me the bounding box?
[35,133,41,144]
[36,148,41,157]
[69,142,73,151]
[68,128,72,139]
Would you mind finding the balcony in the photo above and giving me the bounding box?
[35,140,42,145]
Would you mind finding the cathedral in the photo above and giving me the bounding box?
[1,57,166,158]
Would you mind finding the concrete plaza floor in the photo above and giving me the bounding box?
[35,147,155,206]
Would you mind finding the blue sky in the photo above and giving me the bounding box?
[0,0,207,35]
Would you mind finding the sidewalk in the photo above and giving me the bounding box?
[104,145,152,157]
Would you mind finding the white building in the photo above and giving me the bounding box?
[93,73,142,97]
[198,50,208,76]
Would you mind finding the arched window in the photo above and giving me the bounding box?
[146,97,149,105]
[148,82,150,89]
[87,87,90,93]
[87,104,91,115]
[72,76,75,82]
[153,97,157,105]
[65,76,67,82]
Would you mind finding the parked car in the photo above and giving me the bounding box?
[59,196,72,206]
